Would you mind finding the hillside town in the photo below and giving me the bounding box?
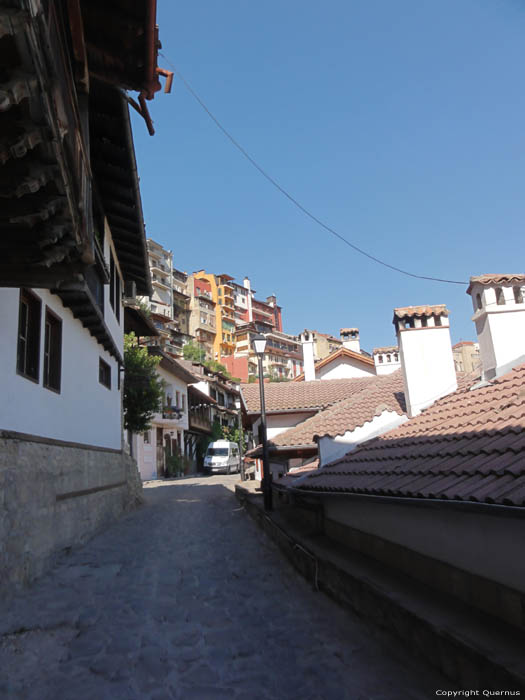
[0,2,524,698]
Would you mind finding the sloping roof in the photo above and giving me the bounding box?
[148,348,197,384]
[294,364,525,507]
[241,377,375,414]
[270,372,406,448]
[275,460,320,488]
[293,347,375,382]
[466,273,525,295]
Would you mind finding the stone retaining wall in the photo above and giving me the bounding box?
[0,432,143,593]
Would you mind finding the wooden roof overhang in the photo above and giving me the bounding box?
[89,80,152,297]
[0,2,94,288]
[123,301,159,338]
[80,0,162,100]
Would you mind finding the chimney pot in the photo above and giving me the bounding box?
[467,273,525,379]
[300,329,316,381]
[340,327,360,353]
[393,304,456,417]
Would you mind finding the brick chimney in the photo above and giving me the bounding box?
[394,305,457,418]
[467,274,525,380]
[299,330,316,381]
[340,328,360,353]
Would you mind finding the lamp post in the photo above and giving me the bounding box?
[235,395,244,481]
[252,334,272,511]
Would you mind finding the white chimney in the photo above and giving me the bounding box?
[394,305,457,418]
[373,346,401,375]
[467,274,525,380]
[299,330,316,381]
[340,328,360,353]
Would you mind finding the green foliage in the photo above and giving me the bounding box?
[248,375,257,383]
[182,342,237,381]
[211,417,223,441]
[123,333,164,432]
[183,341,206,363]
[164,451,191,478]
[221,425,248,450]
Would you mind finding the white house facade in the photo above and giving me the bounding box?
[132,355,195,481]
[0,1,167,592]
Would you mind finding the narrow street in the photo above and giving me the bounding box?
[1,476,448,699]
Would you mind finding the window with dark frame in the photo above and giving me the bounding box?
[99,358,111,389]
[17,289,41,381]
[43,308,62,392]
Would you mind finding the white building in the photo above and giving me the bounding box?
[0,3,165,592]
[131,351,196,481]
[299,329,376,381]
[140,239,174,319]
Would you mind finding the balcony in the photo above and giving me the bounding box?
[152,277,171,290]
[150,262,169,274]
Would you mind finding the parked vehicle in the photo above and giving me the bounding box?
[204,440,240,474]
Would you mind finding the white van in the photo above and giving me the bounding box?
[204,440,240,474]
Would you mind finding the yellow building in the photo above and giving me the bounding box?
[194,271,236,362]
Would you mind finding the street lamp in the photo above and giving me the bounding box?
[251,333,272,510]
[235,394,244,481]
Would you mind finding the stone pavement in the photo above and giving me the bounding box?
[0,475,450,699]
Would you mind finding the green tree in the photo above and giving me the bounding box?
[221,425,248,451]
[183,341,206,363]
[182,342,240,382]
[123,333,165,432]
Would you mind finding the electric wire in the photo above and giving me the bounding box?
[159,53,467,286]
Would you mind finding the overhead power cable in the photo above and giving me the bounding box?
[159,53,466,286]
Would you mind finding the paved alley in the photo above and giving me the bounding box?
[0,476,449,699]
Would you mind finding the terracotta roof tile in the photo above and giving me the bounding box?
[275,460,320,488]
[269,372,406,448]
[393,305,449,320]
[466,273,525,295]
[373,346,398,354]
[295,363,525,507]
[240,377,375,413]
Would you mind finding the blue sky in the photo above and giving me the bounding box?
[131,0,525,351]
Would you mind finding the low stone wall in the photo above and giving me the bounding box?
[237,485,525,690]
[0,432,143,593]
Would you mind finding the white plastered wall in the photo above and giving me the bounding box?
[470,283,525,378]
[252,411,316,441]
[0,288,122,449]
[317,357,376,380]
[398,321,457,417]
[323,498,525,595]
[319,411,408,467]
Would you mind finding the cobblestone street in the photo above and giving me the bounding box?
[0,476,449,699]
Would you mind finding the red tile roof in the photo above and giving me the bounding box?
[393,305,449,320]
[453,341,475,349]
[294,364,525,506]
[373,346,398,355]
[270,372,406,448]
[241,377,375,413]
[466,273,525,295]
[275,460,320,487]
